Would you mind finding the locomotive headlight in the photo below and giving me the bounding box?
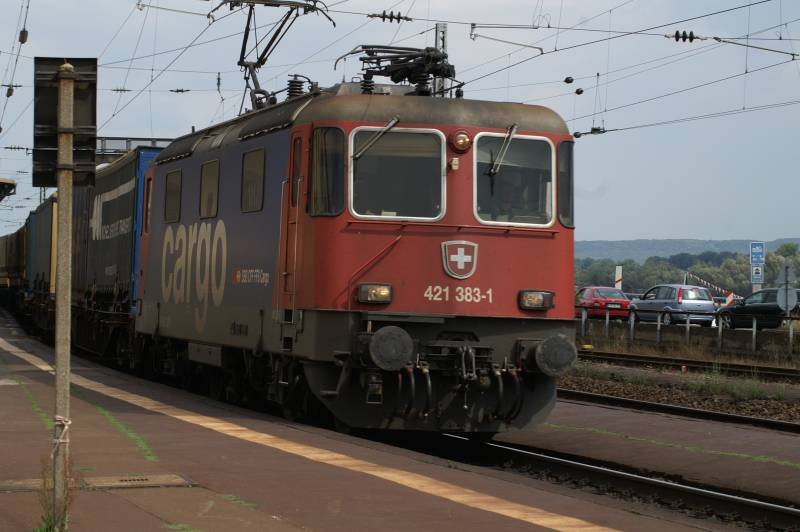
[449,130,472,153]
[358,284,393,304]
[518,290,554,310]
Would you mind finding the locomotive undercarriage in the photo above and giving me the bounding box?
[302,312,575,433]
[12,299,574,434]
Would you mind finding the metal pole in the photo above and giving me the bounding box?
[751,315,757,353]
[53,61,74,532]
[628,310,635,341]
[717,315,723,351]
[684,313,690,344]
[604,309,610,338]
[656,313,662,345]
[580,307,587,338]
[434,23,447,96]
[789,318,794,357]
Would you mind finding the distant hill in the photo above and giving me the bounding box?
[575,238,800,263]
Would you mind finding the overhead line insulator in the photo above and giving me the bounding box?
[368,10,412,23]
[673,30,697,42]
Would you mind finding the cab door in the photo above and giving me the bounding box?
[280,135,305,310]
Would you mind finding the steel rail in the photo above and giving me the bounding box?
[442,435,800,530]
[578,350,800,383]
[557,388,800,434]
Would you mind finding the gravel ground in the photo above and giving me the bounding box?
[560,369,800,423]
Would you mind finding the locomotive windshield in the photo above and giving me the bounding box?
[352,131,443,219]
[475,136,552,225]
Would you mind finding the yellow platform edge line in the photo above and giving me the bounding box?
[0,337,616,532]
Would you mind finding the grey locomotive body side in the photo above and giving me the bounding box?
[136,129,288,355]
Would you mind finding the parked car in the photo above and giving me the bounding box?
[629,284,715,326]
[716,288,800,330]
[575,286,630,319]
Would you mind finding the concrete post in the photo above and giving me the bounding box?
[580,307,587,338]
[53,61,74,532]
[628,311,635,341]
[684,313,690,344]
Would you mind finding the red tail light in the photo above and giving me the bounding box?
[677,288,683,304]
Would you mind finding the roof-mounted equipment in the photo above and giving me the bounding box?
[335,45,457,96]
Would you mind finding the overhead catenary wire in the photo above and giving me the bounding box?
[0,0,29,133]
[569,59,793,122]
[99,1,139,58]
[111,4,151,117]
[519,14,800,108]
[270,0,406,82]
[99,5,245,131]
[597,96,800,134]
[460,0,773,89]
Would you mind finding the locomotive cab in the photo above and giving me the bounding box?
[280,87,577,432]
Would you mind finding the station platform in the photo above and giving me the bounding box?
[499,397,800,506]
[0,313,715,532]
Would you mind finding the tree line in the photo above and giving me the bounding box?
[575,243,800,296]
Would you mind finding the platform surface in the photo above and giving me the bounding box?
[0,314,729,531]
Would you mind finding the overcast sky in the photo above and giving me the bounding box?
[0,0,798,241]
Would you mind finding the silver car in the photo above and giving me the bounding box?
[630,284,716,326]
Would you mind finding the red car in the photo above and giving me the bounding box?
[575,286,630,319]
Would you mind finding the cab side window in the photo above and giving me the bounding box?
[241,149,265,212]
[200,160,219,219]
[309,128,345,216]
[164,170,182,223]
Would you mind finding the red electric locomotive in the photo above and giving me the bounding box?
[134,45,577,434]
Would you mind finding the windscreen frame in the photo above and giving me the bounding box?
[472,132,556,229]
[348,126,447,222]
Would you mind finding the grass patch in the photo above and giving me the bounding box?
[17,379,54,431]
[92,404,159,462]
[222,494,258,509]
[162,524,199,532]
[687,372,785,401]
[570,361,788,402]
[71,388,159,463]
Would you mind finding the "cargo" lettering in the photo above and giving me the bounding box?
[161,220,227,331]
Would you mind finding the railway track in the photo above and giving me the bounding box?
[578,350,800,383]
[557,388,800,434]
[439,435,800,530]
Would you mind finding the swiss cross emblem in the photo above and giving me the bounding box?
[441,241,478,280]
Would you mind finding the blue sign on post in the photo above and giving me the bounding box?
[750,241,765,265]
[751,264,764,284]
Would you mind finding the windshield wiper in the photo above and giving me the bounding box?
[486,123,518,177]
[352,116,400,161]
